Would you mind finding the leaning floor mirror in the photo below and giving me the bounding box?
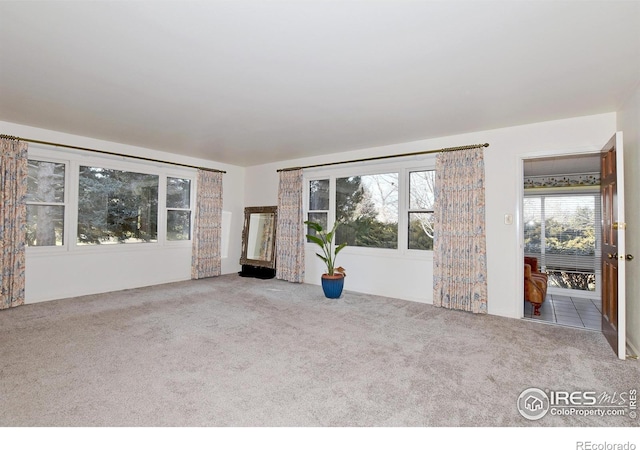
[239,206,277,278]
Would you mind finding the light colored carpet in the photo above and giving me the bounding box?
[0,274,638,427]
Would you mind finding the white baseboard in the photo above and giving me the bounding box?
[626,337,640,360]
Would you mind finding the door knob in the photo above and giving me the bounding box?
[608,253,617,259]
[626,254,635,261]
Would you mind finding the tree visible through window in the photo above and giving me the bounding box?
[524,194,599,291]
[307,179,329,241]
[77,166,159,244]
[335,173,398,249]
[408,170,435,250]
[166,177,191,240]
[26,160,65,246]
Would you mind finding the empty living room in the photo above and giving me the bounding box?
[1,1,639,448]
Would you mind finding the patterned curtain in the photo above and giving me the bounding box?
[276,169,305,283]
[433,147,488,314]
[1,138,28,310]
[191,170,223,279]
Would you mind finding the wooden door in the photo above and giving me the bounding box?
[600,132,626,360]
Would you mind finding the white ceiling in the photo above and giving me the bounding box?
[1,1,639,167]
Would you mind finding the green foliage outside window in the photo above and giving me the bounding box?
[77,166,159,244]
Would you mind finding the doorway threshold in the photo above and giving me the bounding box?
[524,293,602,331]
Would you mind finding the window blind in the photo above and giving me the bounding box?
[523,193,601,274]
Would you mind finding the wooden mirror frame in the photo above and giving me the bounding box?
[240,206,278,269]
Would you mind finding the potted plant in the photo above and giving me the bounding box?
[304,220,347,298]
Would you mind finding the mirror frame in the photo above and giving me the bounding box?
[240,206,278,269]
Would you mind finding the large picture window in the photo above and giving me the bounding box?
[26,159,66,246]
[336,173,398,249]
[77,166,159,245]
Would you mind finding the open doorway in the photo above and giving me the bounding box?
[522,153,602,330]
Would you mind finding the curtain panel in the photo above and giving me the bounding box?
[1,138,28,310]
[433,148,488,314]
[276,169,305,283]
[191,170,223,279]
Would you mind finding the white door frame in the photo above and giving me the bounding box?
[516,146,601,320]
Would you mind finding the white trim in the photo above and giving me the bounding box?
[516,145,602,319]
[303,157,436,256]
[613,131,626,360]
[626,339,640,359]
[26,144,196,255]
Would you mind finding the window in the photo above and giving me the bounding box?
[336,173,398,249]
[26,159,66,246]
[307,179,329,240]
[77,166,159,244]
[524,193,600,291]
[408,170,435,250]
[26,146,195,251]
[305,162,435,252]
[166,177,192,241]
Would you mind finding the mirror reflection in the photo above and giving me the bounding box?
[247,213,275,260]
[240,206,277,270]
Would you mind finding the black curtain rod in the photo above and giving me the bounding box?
[277,142,489,172]
[0,134,226,174]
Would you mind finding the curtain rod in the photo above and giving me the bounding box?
[276,142,489,172]
[0,134,226,174]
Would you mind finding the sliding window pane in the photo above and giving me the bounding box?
[167,210,191,241]
[408,212,434,250]
[27,160,65,203]
[309,179,329,211]
[307,212,327,242]
[26,205,64,246]
[167,177,191,209]
[409,170,435,210]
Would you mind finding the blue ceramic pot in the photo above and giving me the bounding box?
[321,274,344,299]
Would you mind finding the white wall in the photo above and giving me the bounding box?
[617,83,640,355]
[245,113,617,319]
[1,120,245,303]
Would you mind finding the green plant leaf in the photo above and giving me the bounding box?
[325,221,339,243]
[335,242,348,255]
[326,229,334,243]
[315,253,328,263]
[304,221,322,232]
[306,234,325,247]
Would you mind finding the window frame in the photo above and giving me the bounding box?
[25,154,70,251]
[166,176,193,242]
[26,144,196,255]
[304,158,435,258]
[407,169,436,251]
[306,178,331,242]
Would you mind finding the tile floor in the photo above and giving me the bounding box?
[524,293,602,330]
